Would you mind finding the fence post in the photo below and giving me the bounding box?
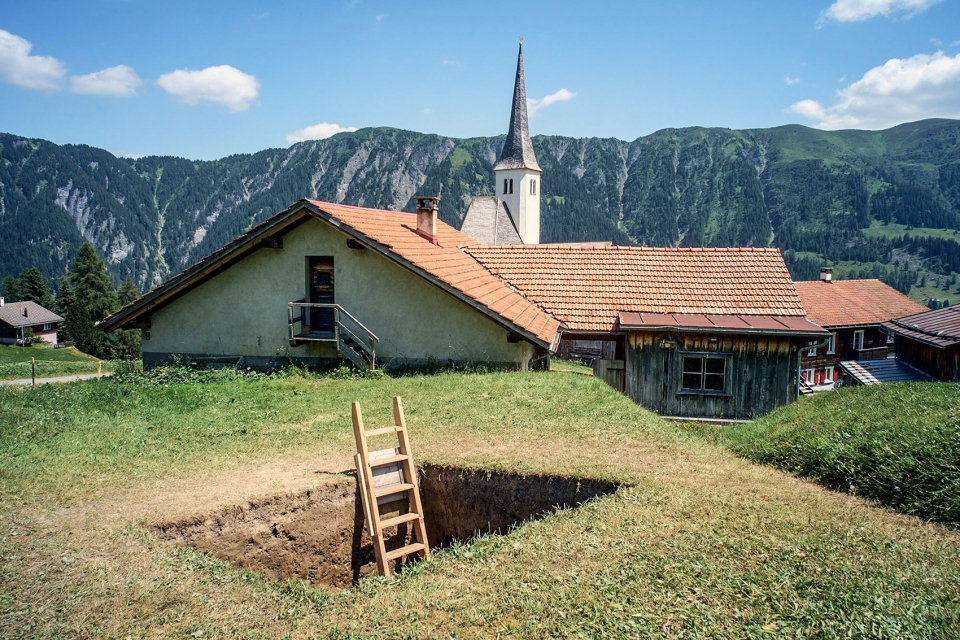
[31,357,35,386]
[97,360,102,380]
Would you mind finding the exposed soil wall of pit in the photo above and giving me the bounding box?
[151,464,620,589]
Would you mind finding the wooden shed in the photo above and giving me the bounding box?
[881,306,960,382]
[467,246,828,420]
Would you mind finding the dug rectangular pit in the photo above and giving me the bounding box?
[151,463,620,589]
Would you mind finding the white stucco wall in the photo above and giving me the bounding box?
[494,168,540,244]
[145,217,533,368]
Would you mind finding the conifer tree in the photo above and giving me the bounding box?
[72,242,119,321]
[117,277,140,307]
[1,275,21,301]
[17,268,55,309]
[111,277,142,360]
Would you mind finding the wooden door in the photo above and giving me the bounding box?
[308,257,335,333]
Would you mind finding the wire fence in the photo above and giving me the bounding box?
[0,358,107,383]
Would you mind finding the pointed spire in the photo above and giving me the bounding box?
[494,41,541,172]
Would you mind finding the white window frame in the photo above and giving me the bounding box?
[885,331,895,344]
[801,368,815,383]
[805,341,817,357]
[42,323,51,331]
[826,333,836,355]
[852,329,865,351]
[824,366,835,383]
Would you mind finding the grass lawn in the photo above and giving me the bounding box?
[0,343,115,380]
[2,371,959,638]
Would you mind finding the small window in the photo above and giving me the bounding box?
[827,333,836,354]
[885,331,894,344]
[853,329,865,351]
[42,323,52,331]
[801,368,815,383]
[503,179,509,194]
[825,366,835,382]
[509,178,514,194]
[681,356,726,392]
[530,179,537,195]
[805,341,817,357]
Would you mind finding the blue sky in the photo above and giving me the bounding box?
[1,0,959,160]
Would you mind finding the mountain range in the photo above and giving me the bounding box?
[2,119,959,298]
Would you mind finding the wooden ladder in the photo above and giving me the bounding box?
[352,396,430,576]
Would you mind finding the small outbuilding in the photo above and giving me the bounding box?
[881,306,960,382]
[466,245,828,420]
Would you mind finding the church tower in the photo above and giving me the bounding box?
[494,42,541,244]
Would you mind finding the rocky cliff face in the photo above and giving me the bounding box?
[1,119,959,290]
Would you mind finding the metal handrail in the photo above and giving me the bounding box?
[287,302,379,342]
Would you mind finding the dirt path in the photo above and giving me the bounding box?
[0,372,112,386]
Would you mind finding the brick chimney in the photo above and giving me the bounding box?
[415,196,440,245]
[820,267,833,283]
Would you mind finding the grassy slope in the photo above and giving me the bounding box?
[1,372,959,638]
[713,383,960,525]
[0,343,111,380]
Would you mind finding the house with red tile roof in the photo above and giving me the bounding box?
[101,198,560,371]
[466,245,827,419]
[794,270,927,389]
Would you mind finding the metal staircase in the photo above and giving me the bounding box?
[288,302,379,370]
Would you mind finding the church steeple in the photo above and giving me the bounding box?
[495,42,541,172]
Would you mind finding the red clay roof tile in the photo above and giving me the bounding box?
[466,245,806,332]
[794,279,927,328]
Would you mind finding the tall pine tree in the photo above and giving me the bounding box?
[72,242,119,322]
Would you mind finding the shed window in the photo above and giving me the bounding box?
[681,356,726,392]
[885,331,894,344]
[530,179,537,195]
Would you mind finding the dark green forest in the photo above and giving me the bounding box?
[2,119,960,304]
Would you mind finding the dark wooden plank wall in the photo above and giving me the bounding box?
[896,338,960,382]
[625,331,800,420]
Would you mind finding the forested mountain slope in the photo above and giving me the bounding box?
[2,119,959,299]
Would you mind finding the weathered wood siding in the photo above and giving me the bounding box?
[625,331,800,419]
[896,338,960,382]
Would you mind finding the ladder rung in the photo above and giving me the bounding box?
[379,512,422,529]
[364,426,402,438]
[374,482,415,498]
[383,542,426,562]
[369,454,410,467]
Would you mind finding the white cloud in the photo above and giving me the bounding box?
[70,65,142,97]
[375,13,386,21]
[442,59,461,67]
[0,29,66,91]
[785,76,801,85]
[527,88,576,116]
[157,65,260,111]
[286,122,358,143]
[818,0,942,26]
[788,51,960,129]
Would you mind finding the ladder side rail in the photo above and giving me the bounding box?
[392,396,431,559]
[354,453,375,537]
[352,402,390,575]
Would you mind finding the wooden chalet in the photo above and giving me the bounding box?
[881,306,960,382]
[467,245,827,420]
[794,270,927,389]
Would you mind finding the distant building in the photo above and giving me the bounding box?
[794,269,927,389]
[0,299,64,345]
[881,306,960,382]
